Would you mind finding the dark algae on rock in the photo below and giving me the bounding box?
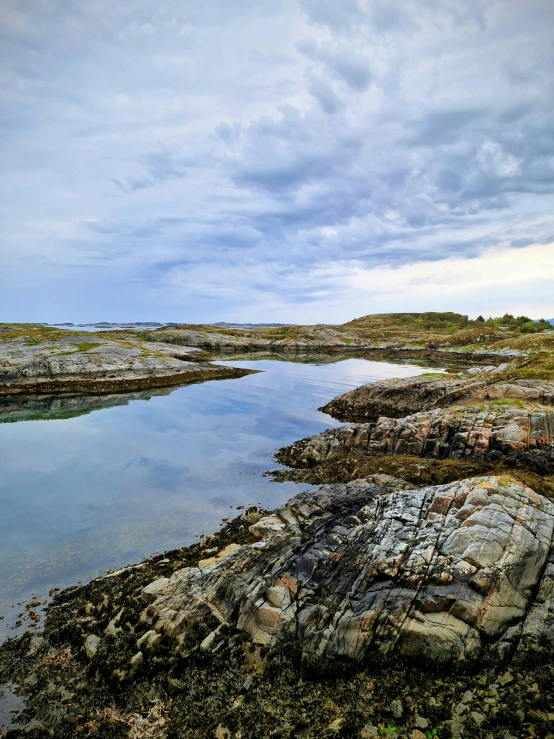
[1,475,554,737]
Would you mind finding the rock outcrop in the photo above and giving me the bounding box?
[278,404,554,474]
[140,475,554,666]
[320,375,554,422]
[0,334,253,395]
[150,325,531,361]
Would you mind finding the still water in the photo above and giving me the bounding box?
[0,355,441,639]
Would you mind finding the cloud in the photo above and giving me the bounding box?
[300,0,364,31]
[476,140,522,177]
[1,0,554,323]
[298,39,372,91]
[305,72,343,113]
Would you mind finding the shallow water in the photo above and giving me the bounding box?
[0,356,442,640]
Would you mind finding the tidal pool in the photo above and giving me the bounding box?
[0,355,443,639]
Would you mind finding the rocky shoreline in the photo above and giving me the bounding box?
[146,325,531,362]
[0,327,255,396]
[1,366,554,737]
[1,475,553,738]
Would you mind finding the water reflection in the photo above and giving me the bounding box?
[0,387,176,424]
[0,356,444,640]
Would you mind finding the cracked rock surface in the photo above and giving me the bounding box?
[278,404,554,473]
[141,475,554,666]
[0,332,252,394]
[320,375,554,422]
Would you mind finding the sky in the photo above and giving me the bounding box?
[1,0,554,324]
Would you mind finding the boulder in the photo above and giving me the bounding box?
[139,476,554,666]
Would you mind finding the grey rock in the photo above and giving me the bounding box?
[0,331,250,395]
[139,475,554,666]
[470,711,485,726]
[130,651,143,667]
[84,634,100,660]
[142,577,170,601]
[137,629,162,651]
[278,403,554,472]
[200,630,218,652]
[390,699,403,718]
[444,720,465,737]
[320,375,554,423]
[360,726,379,738]
[414,716,429,729]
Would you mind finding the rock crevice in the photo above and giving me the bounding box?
[278,404,554,473]
[140,476,554,666]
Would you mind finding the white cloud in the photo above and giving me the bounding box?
[476,140,522,177]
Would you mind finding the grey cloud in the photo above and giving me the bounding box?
[306,72,343,113]
[369,2,417,32]
[2,0,554,323]
[298,39,372,91]
[300,0,364,30]
[407,108,485,146]
[113,148,189,192]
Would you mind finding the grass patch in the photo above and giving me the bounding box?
[75,342,102,352]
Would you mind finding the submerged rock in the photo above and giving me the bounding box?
[140,475,554,666]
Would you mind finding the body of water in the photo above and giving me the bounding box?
[0,356,442,639]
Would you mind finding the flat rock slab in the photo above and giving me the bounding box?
[0,332,252,394]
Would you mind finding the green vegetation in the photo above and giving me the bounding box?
[75,342,102,352]
[344,311,552,335]
[492,313,552,333]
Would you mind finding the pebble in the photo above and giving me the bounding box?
[130,650,143,667]
[488,685,500,699]
[390,699,403,718]
[470,711,485,726]
[137,629,162,651]
[414,716,429,729]
[360,726,379,738]
[527,709,547,721]
[84,634,99,660]
[200,630,217,651]
[461,690,473,703]
[328,717,345,732]
[411,731,426,739]
[445,720,464,738]
[498,672,514,686]
[215,726,231,739]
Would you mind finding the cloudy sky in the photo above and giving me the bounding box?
[2,0,554,323]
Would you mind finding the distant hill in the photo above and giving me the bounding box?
[210,322,293,329]
[343,312,472,332]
